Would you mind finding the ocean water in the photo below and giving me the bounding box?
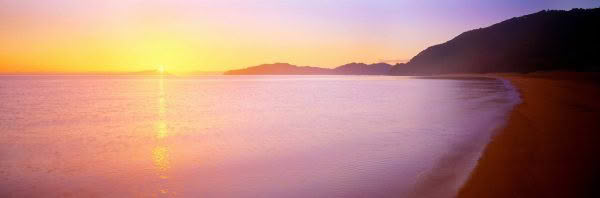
[0,75,519,197]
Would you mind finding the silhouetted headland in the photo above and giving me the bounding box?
[224,62,392,75]
[333,62,392,75]
[224,63,332,75]
[391,8,600,75]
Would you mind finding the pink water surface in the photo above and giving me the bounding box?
[0,75,518,197]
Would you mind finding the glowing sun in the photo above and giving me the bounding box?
[158,66,165,74]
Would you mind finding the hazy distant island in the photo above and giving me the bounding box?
[225,8,599,76]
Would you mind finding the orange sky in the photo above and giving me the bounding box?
[1,0,597,74]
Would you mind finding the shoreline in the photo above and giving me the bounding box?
[458,72,600,197]
[407,75,521,198]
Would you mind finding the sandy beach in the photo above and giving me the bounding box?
[458,72,600,197]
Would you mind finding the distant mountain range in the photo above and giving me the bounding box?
[225,8,599,76]
[224,62,392,75]
[334,63,393,75]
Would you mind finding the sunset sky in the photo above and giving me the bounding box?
[1,0,598,73]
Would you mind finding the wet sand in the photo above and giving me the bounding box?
[458,72,600,197]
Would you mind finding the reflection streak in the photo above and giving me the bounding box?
[153,76,171,195]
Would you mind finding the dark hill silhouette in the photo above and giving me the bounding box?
[391,8,600,75]
[224,62,392,75]
[333,62,392,75]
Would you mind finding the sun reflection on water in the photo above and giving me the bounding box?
[157,77,168,139]
[152,146,170,177]
[153,76,172,195]
[156,122,168,139]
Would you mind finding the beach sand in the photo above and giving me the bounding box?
[458,72,600,197]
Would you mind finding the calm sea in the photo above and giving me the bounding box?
[0,75,519,197]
